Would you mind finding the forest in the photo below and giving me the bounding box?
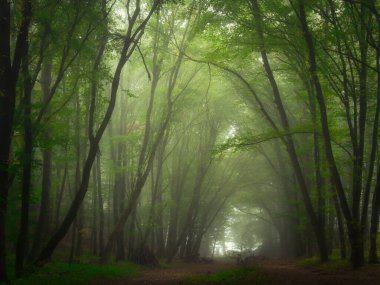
[0,0,380,284]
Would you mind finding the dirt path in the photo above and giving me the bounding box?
[257,259,380,285]
[92,261,237,285]
[92,259,380,285]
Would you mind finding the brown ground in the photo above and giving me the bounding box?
[92,259,380,285]
[92,261,236,285]
[258,259,380,285]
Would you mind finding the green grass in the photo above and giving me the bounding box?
[298,254,350,272]
[3,262,140,285]
[298,248,380,272]
[184,267,270,285]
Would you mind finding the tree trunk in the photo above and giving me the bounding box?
[54,160,68,227]
[117,123,126,261]
[166,125,214,262]
[28,58,53,262]
[68,219,77,264]
[334,195,346,259]
[127,207,137,259]
[96,153,104,255]
[368,43,380,264]
[142,132,168,254]
[0,0,32,280]
[251,0,328,262]
[73,91,83,262]
[369,168,380,263]
[15,43,33,277]
[92,170,98,255]
[298,0,363,268]
[101,10,175,262]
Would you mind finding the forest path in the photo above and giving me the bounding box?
[257,259,380,285]
[93,260,237,285]
[92,258,380,285]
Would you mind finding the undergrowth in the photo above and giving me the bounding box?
[2,262,139,285]
[298,249,380,271]
[298,253,350,272]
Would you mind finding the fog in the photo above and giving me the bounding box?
[1,0,379,283]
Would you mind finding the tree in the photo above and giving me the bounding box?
[36,0,162,264]
[297,0,378,268]
[0,0,32,281]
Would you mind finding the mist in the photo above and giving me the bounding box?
[1,0,379,284]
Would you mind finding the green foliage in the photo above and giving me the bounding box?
[215,125,316,155]
[6,262,139,285]
[3,0,379,280]
[124,89,139,98]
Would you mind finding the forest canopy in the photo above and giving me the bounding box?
[0,0,379,282]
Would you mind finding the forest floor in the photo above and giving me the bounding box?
[257,259,380,285]
[91,258,380,285]
[92,261,236,285]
